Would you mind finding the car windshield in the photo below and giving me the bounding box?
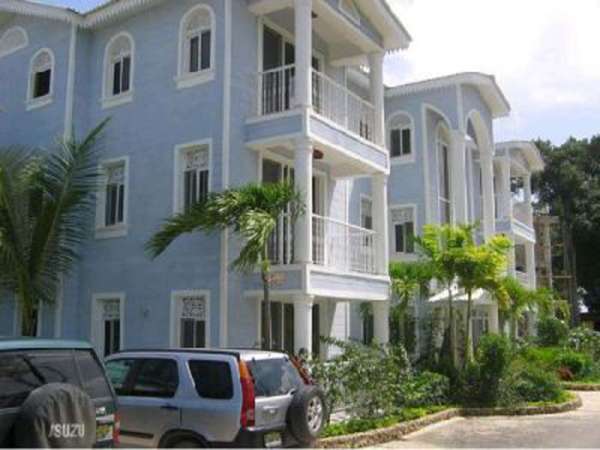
[246,357,304,398]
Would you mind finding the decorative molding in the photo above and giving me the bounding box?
[95,156,130,240]
[172,138,213,215]
[170,289,211,348]
[101,31,135,108]
[0,26,28,59]
[496,141,545,172]
[387,110,416,165]
[26,47,55,111]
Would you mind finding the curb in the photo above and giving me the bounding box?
[316,394,582,448]
[562,382,600,391]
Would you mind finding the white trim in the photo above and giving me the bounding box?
[390,203,418,258]
[175,4,216,90]
[95,156,130,240]
[338,0,361,25]
[0,26,28,59]
[172,138,213,215]
[26,47,55,111]
[101,31,135,110]
[170,289,211,348]
[435,122,452,224]
[386,110,416,165]
[219,0,232,348]
[63,23,78,140]
[90,292,126,357]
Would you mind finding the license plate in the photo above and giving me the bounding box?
[265,432,282,448]
[96,424,113,442]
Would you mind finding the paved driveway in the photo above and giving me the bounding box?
[381,392,600,448]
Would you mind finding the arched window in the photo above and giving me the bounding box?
[437,126,451,224]
[177,5,215,89]
[27,48,54,109]
[103,32,134,108]
[388,112,414,161]
[0,26,28,59]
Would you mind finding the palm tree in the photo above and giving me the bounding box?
[0,119,109,336]
[146,182,304,350]
[454,230,511,363]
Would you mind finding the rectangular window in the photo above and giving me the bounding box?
[200,30,211,70]
[189,36,199,73]
[438,142,451,224]
[390,128,412,158]
[392,206,416,254]
[402,128,412,155]
[100,299,121,357]
[104,164,126,228]
[130,359,179,398]
[34,69,51,98]
[188,360,233,399]
[179,145,210,213]
[112,56,131,96]
[177,295,207,348]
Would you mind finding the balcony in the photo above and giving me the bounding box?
[267,213,379,276]
[255,65,378,146]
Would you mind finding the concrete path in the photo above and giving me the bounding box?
[380,392,600,448]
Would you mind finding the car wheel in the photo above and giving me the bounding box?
[287,386,327,446]
[13,383,96,448]
[171,439,206,448]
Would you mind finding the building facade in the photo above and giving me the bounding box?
[0,0,542,357]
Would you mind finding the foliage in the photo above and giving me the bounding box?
[309,338,411,419]
[321,406,448,438]
[509,363,563,404]
[537,317,569,346]
[0,120,108,335]
[555,351,592,378]
[475,334,513,406]
[568,326,600,360]
[397,371,450,408]
[147,181,304,349]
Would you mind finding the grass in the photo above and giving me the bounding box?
[526,390,573,407]
[321,406,449,438]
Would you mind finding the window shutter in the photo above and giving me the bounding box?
[402,128,412,155]
[200,30,211,70]
[391,129,401,157]
[118,184,125,223]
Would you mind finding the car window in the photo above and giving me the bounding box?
[105,359,136,395]
[130,359,178,398]
[188,360,233,400]
[246,358,304,398]
[0,350,79,409]
[74,350,113,399]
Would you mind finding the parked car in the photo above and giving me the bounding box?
[105,349,326,448]
[0,339,119,448]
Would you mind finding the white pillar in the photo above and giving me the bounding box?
[498,158,512,220]
[526,241,537,289]
[523,174,533,226]
[481,151,496,239]
[294,0,313,110]
[450,130,468,224]
[372,174,389,275]
[294,137,313,264]
[294,296,314,355]
[368,52,385,146]
[488,303,499,334]
[373,301,390,345]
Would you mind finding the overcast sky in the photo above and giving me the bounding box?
[38,0,600,145]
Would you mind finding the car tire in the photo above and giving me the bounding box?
[13,383,96,448]
[171,439,206,448]
[287,386,327,446]
[162,431,208,449]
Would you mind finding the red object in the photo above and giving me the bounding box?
[113,411,121,445]
[239,360,256,428]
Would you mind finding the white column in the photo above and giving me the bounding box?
[294,296,314,354]
[523,173,533,226]
[373,301,390,345]
[481,151,496,239]
[526,241,537,289]
[450,130,468,224]
[368,52,385,146]
[63,23,78,141]
[294,137,313,264]
[488,303,499,334]
[372,174,389,275]
[498,158,512,220]
[294,0,313,110]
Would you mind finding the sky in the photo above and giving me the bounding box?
[38,0,600,145]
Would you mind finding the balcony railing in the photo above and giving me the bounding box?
[516,270,531,287]
[312,214,378,275]
[256,65,377,145]
[267,213,379,275]
[513,202,533,228]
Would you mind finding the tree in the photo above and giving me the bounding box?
[146,182,304,350]
[0,120,109,336]
[454,230,511,363]
[389,260,434,348]
[415,224,470,369]
[496,277,533,342]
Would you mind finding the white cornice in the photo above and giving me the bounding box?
[386,72,511,119]
[496,141,545,172]
[355,0,412,50]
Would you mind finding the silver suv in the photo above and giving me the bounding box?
[105,349,326,448]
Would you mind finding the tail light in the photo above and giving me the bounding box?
[113,411,121,445]
[239,360,255,429]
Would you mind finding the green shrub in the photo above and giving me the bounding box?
[555,351,592,377]
[477,334,513,406]
[537,317,569,346]
[511,364,563,403]
[398,371,450,407]
[455,362,482,406]
[568,327,600,360]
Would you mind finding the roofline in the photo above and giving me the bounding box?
[386,72,511,119]
[496,140,545,172]
[374,0,413,50]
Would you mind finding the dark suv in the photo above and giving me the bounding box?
[0,339,119,448]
